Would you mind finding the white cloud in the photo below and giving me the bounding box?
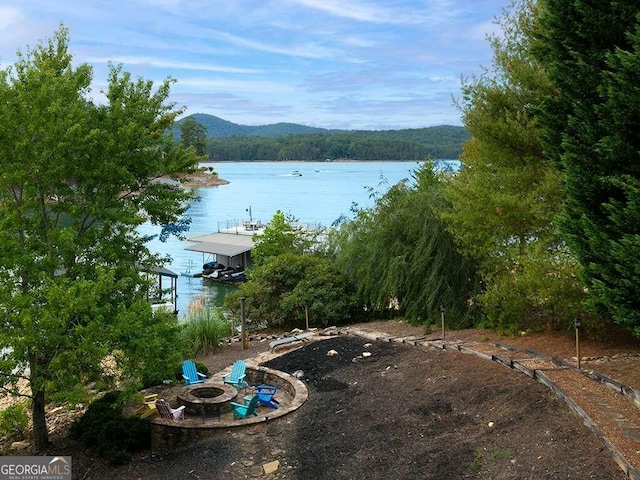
[0,0,508,129]
[213,30,338,60]
[85,56,262,74]
[0,6,23,29]
[286,0,459,25]
[175,77,296,94]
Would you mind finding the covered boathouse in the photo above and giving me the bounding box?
[185,232,256,272]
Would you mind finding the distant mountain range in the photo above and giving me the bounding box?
[177,114,468,142]
[175,114,471,160]
[177,113,347,137]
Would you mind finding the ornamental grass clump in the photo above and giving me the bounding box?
[182,299,232,357]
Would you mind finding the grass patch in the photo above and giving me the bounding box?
[490,447,515,460]
[181,304,232,357]
[469,446,484,471]
[469,446,514,471]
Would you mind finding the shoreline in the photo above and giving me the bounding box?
[199,159,426,164]
[177,172,230,187]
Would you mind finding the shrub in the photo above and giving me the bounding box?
[181,306,232,357]
[141,361,180,389]
[196,361,209,375]
[69,391,151,464]
[225,252,359,330]
[141,371,165,389]
[137,311,190,389]
[0,403,29,441]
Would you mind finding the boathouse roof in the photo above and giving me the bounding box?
[185,232,256,257]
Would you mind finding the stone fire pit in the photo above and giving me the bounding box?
[177,383,238,418]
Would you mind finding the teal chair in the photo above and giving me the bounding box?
[182,360,206,386]
[222,360,248,391]
[231,395,259,419]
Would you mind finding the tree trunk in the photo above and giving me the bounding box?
[31,386,49,452]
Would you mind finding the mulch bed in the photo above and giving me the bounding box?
[259,335,624,480]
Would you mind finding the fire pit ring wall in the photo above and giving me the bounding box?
[151,366,308,451]
[245,366,296,398]
[176,367,294,418]
[177,383,238,416]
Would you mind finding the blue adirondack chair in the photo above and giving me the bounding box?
[231,395,259,419]
[182,360,206,386]
[255,385,280,409]
[222,360,248,391]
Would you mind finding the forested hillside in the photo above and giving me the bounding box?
[179,113,344,137]
[206,133,463,161]
[176,114,469,160]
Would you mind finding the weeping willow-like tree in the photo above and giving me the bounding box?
[325,161,479,327]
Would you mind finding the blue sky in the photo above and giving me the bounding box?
[0,0,509,130]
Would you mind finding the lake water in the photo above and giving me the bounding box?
[141,160,457,315]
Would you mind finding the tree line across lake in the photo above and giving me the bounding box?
[178,114,469,161]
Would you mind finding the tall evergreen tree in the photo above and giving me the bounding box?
[533,1,640,334]
[180,116,208,157]
[443,0,582,332]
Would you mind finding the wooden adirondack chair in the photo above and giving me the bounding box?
[182,360,206,386]
[222,360,248,391]
[156,399,186,421]
[134,394,159,419]
[255,385,280,409]
[230,395,259,420]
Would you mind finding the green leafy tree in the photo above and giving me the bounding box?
[225,253,358,329]
[251,210,318,266]
[533,1,640,335]
[0,27,199,450]
[180,116,208,157]
[326,162,479,326]
[227,211,352,329]
[442,0,584,333]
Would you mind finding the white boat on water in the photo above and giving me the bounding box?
[291,170,302,176]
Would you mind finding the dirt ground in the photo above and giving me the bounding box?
[41,319,640,479]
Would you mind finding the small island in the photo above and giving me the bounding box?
[176,169,229,187]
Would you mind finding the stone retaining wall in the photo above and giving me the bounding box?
[151,365,307,452]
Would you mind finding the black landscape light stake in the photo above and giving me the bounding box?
[440,305,446,340]
[574,317,581,369]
